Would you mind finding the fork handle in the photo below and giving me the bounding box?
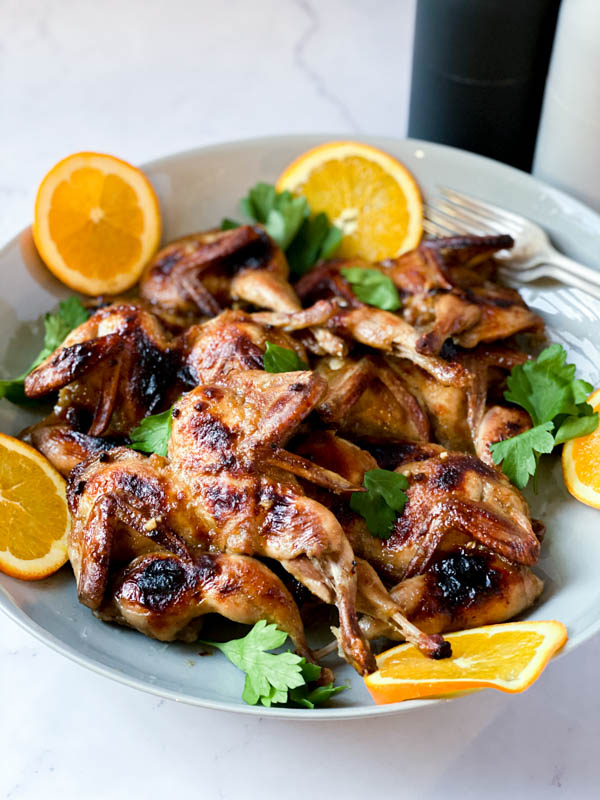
[544,250,600,293]
[513,261,600,301]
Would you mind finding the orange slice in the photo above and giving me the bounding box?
[276,140,423,261]
[33,152,161,295]
[364,621,567,705]
[0,434,70,580]
[562,387,600,508]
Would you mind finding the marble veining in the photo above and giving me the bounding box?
[291,0,362,132]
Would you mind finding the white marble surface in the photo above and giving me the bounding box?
[1,1,599,798]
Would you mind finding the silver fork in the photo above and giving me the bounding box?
[424,187,600,300]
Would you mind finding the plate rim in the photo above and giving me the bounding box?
[1,133,599,718]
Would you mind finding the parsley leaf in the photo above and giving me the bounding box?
[200,621,346,708]
[37,296,90,364]
[237,182,341,273]
[340,267,402,311]
[242,182,307,250]
[286,213,343,276]
[319,224,344,260]
[263,341,308,373]
[128,406,173,457]
[0,380,30,405]
[491,344,599,487]
[200,620,305,707]
[220,218,241,230]
[350,468,409,539]
[554,412,599,446]
[287,659,347,709]
[0,297,90,405]
[288,682,346,709]
[489,422,555,489]
[242,183,279,225]
[504,343,593,425]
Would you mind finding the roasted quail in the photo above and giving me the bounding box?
[20,226,548,680]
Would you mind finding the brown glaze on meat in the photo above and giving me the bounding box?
[139,226,345,358]
[67,448,174,608]
[67,448,314,659]
[383,357,473,451]
[295,236,543,360]
[314,355,430,442]
[98,551,311,657]
[383,344,530,453]
[68,370,452,673]
[297,432,543,640]
[22,229,550,679]
[366,446,539,576]
[24,304,178,431]
[359,549,544,639]
[67,375,378,674]
[327,306,471,386]
[25,304,176,417]
[25,420,116,477]
[299,435,540,581]
[181,309,309,385]
[140,225,296,324]
[23,304,179,475]
[167,373,377,673]
[422,233,514,263]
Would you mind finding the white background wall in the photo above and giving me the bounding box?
[1,0,415,242]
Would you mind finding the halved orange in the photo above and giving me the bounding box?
[33,152,161,295]
[0,434,70,580]
[562,387,600,509]
[364,621,567,704]
[276,141,423,261]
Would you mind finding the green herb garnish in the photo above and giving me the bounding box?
[490,344,599,488]
[288,660,346,709]
[490,423,555,490]
[200,620,346,708]
[286,213,344,276]
[128,406,173,457]
[0,296,90,405]
[350,468,409,539]
[263,341,308,373]
[340,266,402,311]
[242,183,307,250]
[225,182,342,275]
[220,217,241,230]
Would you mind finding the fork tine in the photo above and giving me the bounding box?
[433,200,501,236]
[425,206,480,236]
[441,198,521,238]
[423,210,463,235]
[423,218,453,237]
[424,209,463,235]
[439,187,524,232]
[441,196,522,237]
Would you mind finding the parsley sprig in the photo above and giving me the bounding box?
[222,182,342,276]
[350,468,409,539]
[340,266,402,311]
[128,406,174,457]
[0,296,90,405]
[490,423,555,490]
[263,341,308,373]
[200,620,346,708]
[491,344,599,489]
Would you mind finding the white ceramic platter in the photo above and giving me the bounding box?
[1,135,600,719]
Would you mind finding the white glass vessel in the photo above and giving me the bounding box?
[533,0,600,211]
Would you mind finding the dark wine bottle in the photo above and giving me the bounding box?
[408,0,561,171]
